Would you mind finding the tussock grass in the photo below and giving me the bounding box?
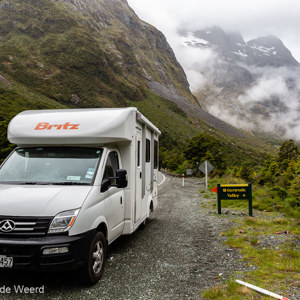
[202,179,300,299]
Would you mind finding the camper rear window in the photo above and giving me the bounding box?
[0,147,103,185]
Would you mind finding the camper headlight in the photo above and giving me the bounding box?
[48,209,80,234]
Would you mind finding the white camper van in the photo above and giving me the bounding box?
[0,107,160,284]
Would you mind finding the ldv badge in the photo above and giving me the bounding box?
[0,220,15,232]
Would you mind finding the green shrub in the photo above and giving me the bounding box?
[270,186,288,200]
[285,197,300,208]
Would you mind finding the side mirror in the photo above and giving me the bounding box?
[101,178,111,193]
[116,169,127,188]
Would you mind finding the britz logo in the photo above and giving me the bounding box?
[34,122,80,130]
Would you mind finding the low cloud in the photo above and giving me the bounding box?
[173,41,220,90]
[237,66,300,140]
[129,0,300,140]
[173,38,300,141]
[238,75,288,104]
[128,0,300,61]
[208,103,256,131]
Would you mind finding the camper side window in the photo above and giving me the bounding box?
[154,140,158,169]
[103,151,119,185]
[137,141,141,167]
[146,139,151,162]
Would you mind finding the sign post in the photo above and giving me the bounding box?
[205,161,208,191]
[199,160,214,191]
[213,183,253,216]
[217,184,221,214]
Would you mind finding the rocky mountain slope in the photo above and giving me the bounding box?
[0,1,274,164]
[188,26,298,67]
[180,26,300,140]
[0,0,196,107]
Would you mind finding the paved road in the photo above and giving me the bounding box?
[0,175,244,300]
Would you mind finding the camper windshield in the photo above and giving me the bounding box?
[0,147,102,185]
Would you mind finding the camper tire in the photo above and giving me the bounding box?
[82,231,107,285]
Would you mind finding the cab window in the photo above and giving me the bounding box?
[103,151,119,185]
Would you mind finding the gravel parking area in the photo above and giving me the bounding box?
[0,175,259,299]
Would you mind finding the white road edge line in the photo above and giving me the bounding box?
[158,173,166,186]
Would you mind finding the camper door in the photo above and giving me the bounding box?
[135,129,142,222]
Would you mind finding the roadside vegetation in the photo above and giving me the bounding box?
[211,139,299,218]
[201,206,299,299]
[162,133,299,219]
[159,131,299,299]
[160,131,272,175]
[198,139,300,299]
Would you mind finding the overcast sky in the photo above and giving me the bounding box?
[128,0,300,62]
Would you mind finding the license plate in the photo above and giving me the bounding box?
[0,255,13,268]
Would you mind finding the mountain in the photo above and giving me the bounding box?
[0,1,275,165]
[186,26,298,67]
[179,26,300,140]
[0,0,197,107]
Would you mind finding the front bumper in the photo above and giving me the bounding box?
[0,229,96,271]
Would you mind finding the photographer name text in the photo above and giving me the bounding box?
[0,285,45,294]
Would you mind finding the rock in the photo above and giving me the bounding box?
[293,281,300,287]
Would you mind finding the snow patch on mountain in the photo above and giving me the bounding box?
[180,32,210,49]
[175,27,300,140]
[233,50,248,57]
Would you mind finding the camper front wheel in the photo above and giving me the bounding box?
[82,231,107,285]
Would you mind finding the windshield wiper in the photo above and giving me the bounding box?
[20,182,52,185]
[53,182,90,185]
[1,181,90,185]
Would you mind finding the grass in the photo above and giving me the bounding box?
[204,221,299,299]
[202,280,272,300]
[129,91,199,146]
[202,177,300,299]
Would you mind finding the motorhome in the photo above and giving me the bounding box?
[0,107,160,284]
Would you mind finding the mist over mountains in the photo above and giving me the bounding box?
[175,26,300,141]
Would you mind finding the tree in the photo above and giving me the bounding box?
[289,175,300,201]
[277,139,299,172]
[240,163,253,182]
[184,132,226,171]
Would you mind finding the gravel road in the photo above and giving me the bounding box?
[0,175,251,299]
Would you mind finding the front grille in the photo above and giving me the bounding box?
[0,216,52,237]
[0,244,75,267]
[0,244,37,266]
